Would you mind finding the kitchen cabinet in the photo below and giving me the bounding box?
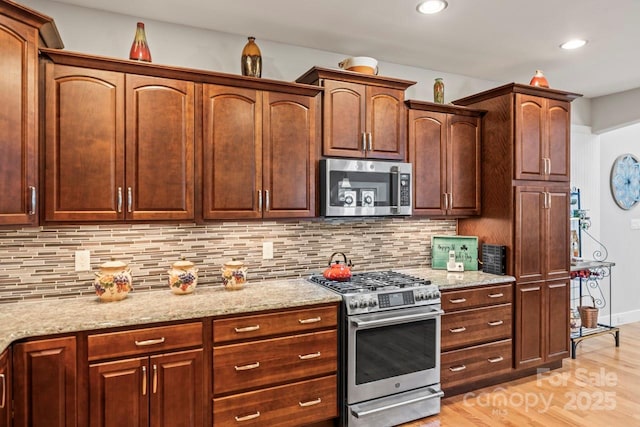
[440,283,513,392]
[212,304,339,426]
[87,322,204,427]
[13,336,77,427]
[406,101,483,216]
[296,67,415,160]
[43,57,195,222]
[0,348,9,427]
[202,85,319,219]
[0,1,62,225]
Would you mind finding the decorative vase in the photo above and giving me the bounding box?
[168,257,198,295]
[433,78,444,104]
[241,36,262,78]
[221,259,248,290]
[93,258,133,302]
[129,22,152,62]
[529,70,549,88]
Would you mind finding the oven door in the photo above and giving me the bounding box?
[346,305,442,405]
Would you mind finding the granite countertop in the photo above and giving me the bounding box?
[0,268,514,354]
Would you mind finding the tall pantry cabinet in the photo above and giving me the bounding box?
[454,83,581,369]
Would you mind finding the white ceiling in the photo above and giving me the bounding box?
[53,0,640,98]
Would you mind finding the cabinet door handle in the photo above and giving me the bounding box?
[258,190,263,212]
[0,373,5,409]
[367,132,373,151]
[298,352,321,360]
[299,398,322,407]
[127,187,133,213]
[362,133,367,151]
[234,362,260,371]
[488,320,504,326]
[152,364,158,394]
[546,158,551,175]
[488,293,504,298]
[449,365,466,372]
[547,192,551,209]
[443,193,448,210]
[234,325,260,333]
[135,337,166,346]
[235,411,260,422]
[488,356,504,363]
[449,193,453,210]
[449,298,467,304]
[298,317,321,324]
[117,187,123,213]
[449,326,467,333]
[141,366,147,395]
[265,190,270,211]
[29,186,36,215]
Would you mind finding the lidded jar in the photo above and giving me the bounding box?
[433,78,445,104]
[221,260,247,290]
[168,257,198,295]
[94,258,133,302]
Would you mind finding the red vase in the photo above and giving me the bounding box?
[129,22,151,62]
[529,70,549,88]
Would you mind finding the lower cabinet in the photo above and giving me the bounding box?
[0,348,10,427]
[12,336,77,427]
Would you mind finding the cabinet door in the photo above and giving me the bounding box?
[448,114,481,216]
[514,281,543,368]
[0,348,10,427]
[366,86,406,160]
[13,336,77,427]
[44,64,125,221]
[514,186,545,283]
[89,357,148,427]
[408,109,447,215]
[322,80,366,158]
[125,75,195,220]
[0,15,38,225]
[546,100,571,182]
[202,85,262,219]
[262,91,318,218]
[514,94,545,180]
[150,349,204,427]
[545,189,571,280]
[546,279,570,361]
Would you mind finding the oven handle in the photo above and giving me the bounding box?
[351,307,443,329]
[351,387,444,418]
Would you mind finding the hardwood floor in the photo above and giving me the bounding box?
[402,322,640,427]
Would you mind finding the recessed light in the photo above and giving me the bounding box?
[560,39,587,50]
[416,0,448,14]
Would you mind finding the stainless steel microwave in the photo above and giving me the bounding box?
[320,158,412,216]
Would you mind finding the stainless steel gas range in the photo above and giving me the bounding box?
[308,271,444,427]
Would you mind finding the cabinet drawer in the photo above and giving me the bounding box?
[442,283,513,311]
[88,322,203,361]
[213,330,337,395]
[441,339,512,389]
[441,303,512,351]
[213,375,337,427]
[213,305,338,343]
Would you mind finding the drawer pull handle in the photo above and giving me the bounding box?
[488,320,504,326]
[298,317,321,324]
[488,293,504,298]
[299,398,322,407]
[449,365,466,372]
[234,325,260,333]
[449,298,467,304]
[0,373,5,409]
[235,362,260,371]
[449,327,466,333]
[488,356,504,363]
[298,352,321,360]
[235,411,260,422]
[141,366,147,396]
[135,337,166,346]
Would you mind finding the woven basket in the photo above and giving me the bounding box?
[578,295,598,328]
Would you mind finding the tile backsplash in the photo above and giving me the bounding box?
[0,217,456,303]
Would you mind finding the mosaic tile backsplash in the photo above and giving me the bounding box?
[0,217,456,304]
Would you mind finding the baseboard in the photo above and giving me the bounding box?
[603,309,640,325]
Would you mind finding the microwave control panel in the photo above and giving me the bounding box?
[400,173,411,206]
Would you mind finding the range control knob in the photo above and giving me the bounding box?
[415,292,423,301]
[349,300,358,309]
[368,298,377,307]
[359,299,368,308]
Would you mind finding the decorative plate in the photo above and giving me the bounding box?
[610,154,640,210]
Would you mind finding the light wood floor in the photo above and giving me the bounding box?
[402,322,640,427]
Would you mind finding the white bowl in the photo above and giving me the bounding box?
[338,56,378,75]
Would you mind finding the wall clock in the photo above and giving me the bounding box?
[610,153,640,210]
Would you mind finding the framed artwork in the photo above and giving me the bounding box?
[610,153,640,210]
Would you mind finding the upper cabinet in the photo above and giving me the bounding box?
[297,67,415,160]
[0,0,62,226]
[407,101,483,217]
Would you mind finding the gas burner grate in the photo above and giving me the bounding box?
[309,270,431,294]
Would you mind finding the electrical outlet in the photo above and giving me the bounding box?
[631,218,640,230]
[75,250,91,271]
[262,241,274,260]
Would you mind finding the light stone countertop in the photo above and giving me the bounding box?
[0,268,514,354]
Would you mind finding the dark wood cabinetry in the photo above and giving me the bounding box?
[407,101,483,216]
[0,348,9,427]
[202,85,319,219]
[13,336,77,427]
[0,0,61,225]
[455,83,580,370]
[296,67,415,160]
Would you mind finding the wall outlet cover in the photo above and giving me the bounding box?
[75,250,91,271]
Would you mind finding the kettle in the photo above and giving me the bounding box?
[323,252,353,281]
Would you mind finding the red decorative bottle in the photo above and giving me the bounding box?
[529,70,549,88]
[129,22,151,62]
